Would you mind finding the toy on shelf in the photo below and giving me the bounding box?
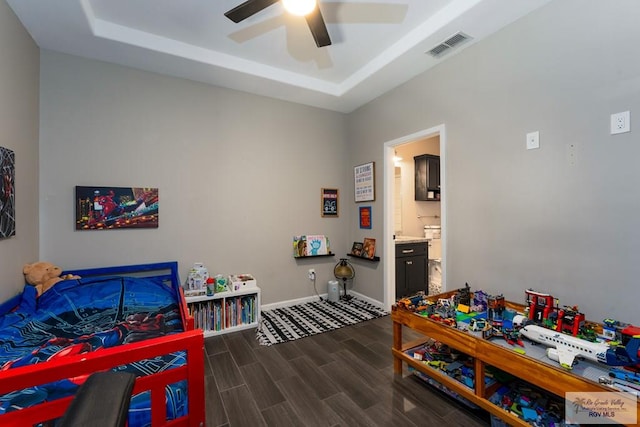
[470,290,488,313]
[599,368,640,393]
[555,305,585,337]
[229,274,256,291]
[502,328,524,347]
[608,367,640,384]
[525,289,556,324]
[487,294,505,320]
[489,379,569,426]
[406,339,495,391]
[396,292,429,311]
[453,283,471,307]
[602,319,640,345]
[396,286,640,373]
[602,318,621,341]
[520,323,640,370]
[577,322,598,342]
[184,262,209,297]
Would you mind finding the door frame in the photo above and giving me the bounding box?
[383,124,447,311]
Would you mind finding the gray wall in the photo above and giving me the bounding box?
[0,0,39,301]
[348,0,640,322]
[39,51,349,305]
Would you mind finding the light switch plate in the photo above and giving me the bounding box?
[526,131,540,150]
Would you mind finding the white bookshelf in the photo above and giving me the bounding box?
[185,287,261,338]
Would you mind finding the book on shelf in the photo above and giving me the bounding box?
[293,235,330,257]
[362,237,376,259]
[350,241,364,256]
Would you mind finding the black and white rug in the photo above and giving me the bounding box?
[256,298,388,346]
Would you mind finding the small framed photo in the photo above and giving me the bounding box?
[350,241,363,256]
[359,206,372,229]
[354,162,375,202]
[321,188,339,217]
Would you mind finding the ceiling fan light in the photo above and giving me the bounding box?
[282,0,317,16]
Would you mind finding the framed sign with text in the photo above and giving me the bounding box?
[321,188,339,217]
[354,162,375,202]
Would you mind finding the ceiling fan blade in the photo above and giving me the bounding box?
[224,0,280,23]
[305,6,331,47]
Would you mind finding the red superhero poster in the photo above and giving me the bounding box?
[75,186,158,230]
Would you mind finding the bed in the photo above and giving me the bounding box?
[0,261,205,427]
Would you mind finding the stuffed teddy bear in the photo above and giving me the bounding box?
[22,262,80,296]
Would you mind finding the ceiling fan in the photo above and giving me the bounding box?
[225,0,332,48]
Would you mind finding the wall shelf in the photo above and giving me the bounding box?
[346,253,380,262]
[294,252,335,259]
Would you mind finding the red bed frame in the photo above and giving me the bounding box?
[0,261,205,427]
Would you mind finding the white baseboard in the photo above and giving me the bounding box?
[261,291,385,311]
[348,291,385,310]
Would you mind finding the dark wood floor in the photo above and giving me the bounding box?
[203,315,491,427]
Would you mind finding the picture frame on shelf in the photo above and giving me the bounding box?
[350,241,363,256]
[362,237,376,259]
[359,206,372,229]
[354,162,375,202]
[321,188,339,217]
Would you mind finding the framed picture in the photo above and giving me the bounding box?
[321,188,339,217]
[362,237,376,259]
[75,186,159,230]
[0,146,15,239]
[359,206,372,229]
[354,162,375,202]
[350,241,363,256]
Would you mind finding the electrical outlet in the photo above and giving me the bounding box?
[308,269,316,281]
[611,111,630,135]
[526,131,540,150]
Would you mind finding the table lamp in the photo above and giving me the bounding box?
[334,258,355,301]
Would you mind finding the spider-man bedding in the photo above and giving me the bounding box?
[0,262,205,427]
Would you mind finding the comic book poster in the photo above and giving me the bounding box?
[75,186,158,230]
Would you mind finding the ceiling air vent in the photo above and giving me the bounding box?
[427,32,472,58]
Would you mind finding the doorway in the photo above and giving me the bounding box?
[383,125,446,311]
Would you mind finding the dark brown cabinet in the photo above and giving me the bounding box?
[414,154,440,201]
[395,242,428,299]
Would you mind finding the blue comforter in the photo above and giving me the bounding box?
[0,276,186,425]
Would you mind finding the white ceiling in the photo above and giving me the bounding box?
[7,0,550,113]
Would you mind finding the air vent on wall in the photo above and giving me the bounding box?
[427,31,472,58]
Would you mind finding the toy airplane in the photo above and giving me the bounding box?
[520,324,640,369]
